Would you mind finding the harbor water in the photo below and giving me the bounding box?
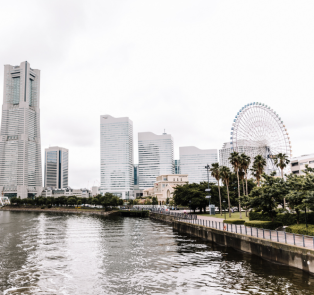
[0,211,313,294]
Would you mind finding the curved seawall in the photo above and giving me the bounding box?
[150,212,314,275]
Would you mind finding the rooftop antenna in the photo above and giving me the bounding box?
[163,129,166,135]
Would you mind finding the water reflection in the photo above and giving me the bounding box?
[0,211,313,295]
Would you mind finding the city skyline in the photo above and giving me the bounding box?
[1,1,314,188]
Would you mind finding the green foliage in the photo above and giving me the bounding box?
[244,221,283,230]
[223,219,246,224]
[286,224,314,236]
[251,155,267,186]
[152,197,158,205]
[248,173,288,221]
[173,182,210,213]
[249,211,314,226]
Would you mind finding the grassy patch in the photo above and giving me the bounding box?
[244,221,283,230]
[286,224,314,236]
[197,212,249,221]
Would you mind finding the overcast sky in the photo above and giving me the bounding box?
[0,0,313,188]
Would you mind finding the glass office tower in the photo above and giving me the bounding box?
[0,61,42,198]
[180,146,218,184]
[138,132,174,189]
[100,115,133,199]
[44,146,69,188]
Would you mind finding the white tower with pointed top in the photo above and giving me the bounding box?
[0,61,42,199]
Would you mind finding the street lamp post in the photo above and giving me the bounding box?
[223,200,226,220]
[205,164,212,215]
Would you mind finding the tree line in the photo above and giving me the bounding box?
[10,193,124,210]
[173,152,291,218]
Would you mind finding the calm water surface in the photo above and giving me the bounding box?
[0,211,313,295]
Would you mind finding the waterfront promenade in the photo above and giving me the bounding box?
[157,210,314,250]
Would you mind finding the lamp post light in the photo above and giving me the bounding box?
[205,195,211,215]
[223,200,226,220]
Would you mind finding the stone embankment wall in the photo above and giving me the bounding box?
[149,212,314,275]
[0,207,118,217]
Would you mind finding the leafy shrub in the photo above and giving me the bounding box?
[244,221,283,230]
[249,211,314,226]
[47,205,52,208]
[223,219,246,224]
[41,206,45,209]
[285,224,314,236]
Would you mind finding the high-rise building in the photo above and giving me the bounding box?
[180,146,218,184]
[138,132,174,189]
[174,159,180,174]
[0,61,42,199]
[100,115,133,199]
[133,164,139,185]
[44,146,69,189]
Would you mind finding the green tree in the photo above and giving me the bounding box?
[152,197,158,205]
[220,166,232,217]
[210,163,222,216]
[240,153,251,195]
[229,152,242,218]
[67,197,77,207]
[274,153,290,179]
[251,155,266,186]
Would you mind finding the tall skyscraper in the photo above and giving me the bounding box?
[138,132,174,189]
[0,61,42,199]
[44,146,69,189]
[100,115,133,199]
[180,146,218,184]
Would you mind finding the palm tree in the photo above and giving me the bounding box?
[274,153,290,179]
[240,153,251,195]
[274,153,290,209]
[210,163,222,216]
[229,152,242,218]
[220,166,232,217]
[252,155,267,186]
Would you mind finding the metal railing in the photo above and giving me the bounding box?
[151,208,197,220]
[174,216,314,249]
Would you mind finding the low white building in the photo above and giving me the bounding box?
[92,186,100,196]
[143,174,188,205]
[291,154,314,175]
[42,188,92,198]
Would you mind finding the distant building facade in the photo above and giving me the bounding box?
[143,174,188,205]
[291,154,314,175]
[100,115,134,199]
[92,186,100,196]
[174,159,180,174]
[42,187,91,198]
[44,146,69,189]
[180,146,218,184]
[138,132,174,189]
[0,61,42,199]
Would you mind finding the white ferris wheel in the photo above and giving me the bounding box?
[230,102,292,174]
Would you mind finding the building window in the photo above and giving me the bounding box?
[291,162,298,167]
[292,170,299,174]
[300,162,307,166]
[309,161,314,164]
[12,77,20,105]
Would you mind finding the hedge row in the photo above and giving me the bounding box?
[249,212,314,226]
[223,219,246,224]
[285,224,314,236]
[244,221,283,230]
